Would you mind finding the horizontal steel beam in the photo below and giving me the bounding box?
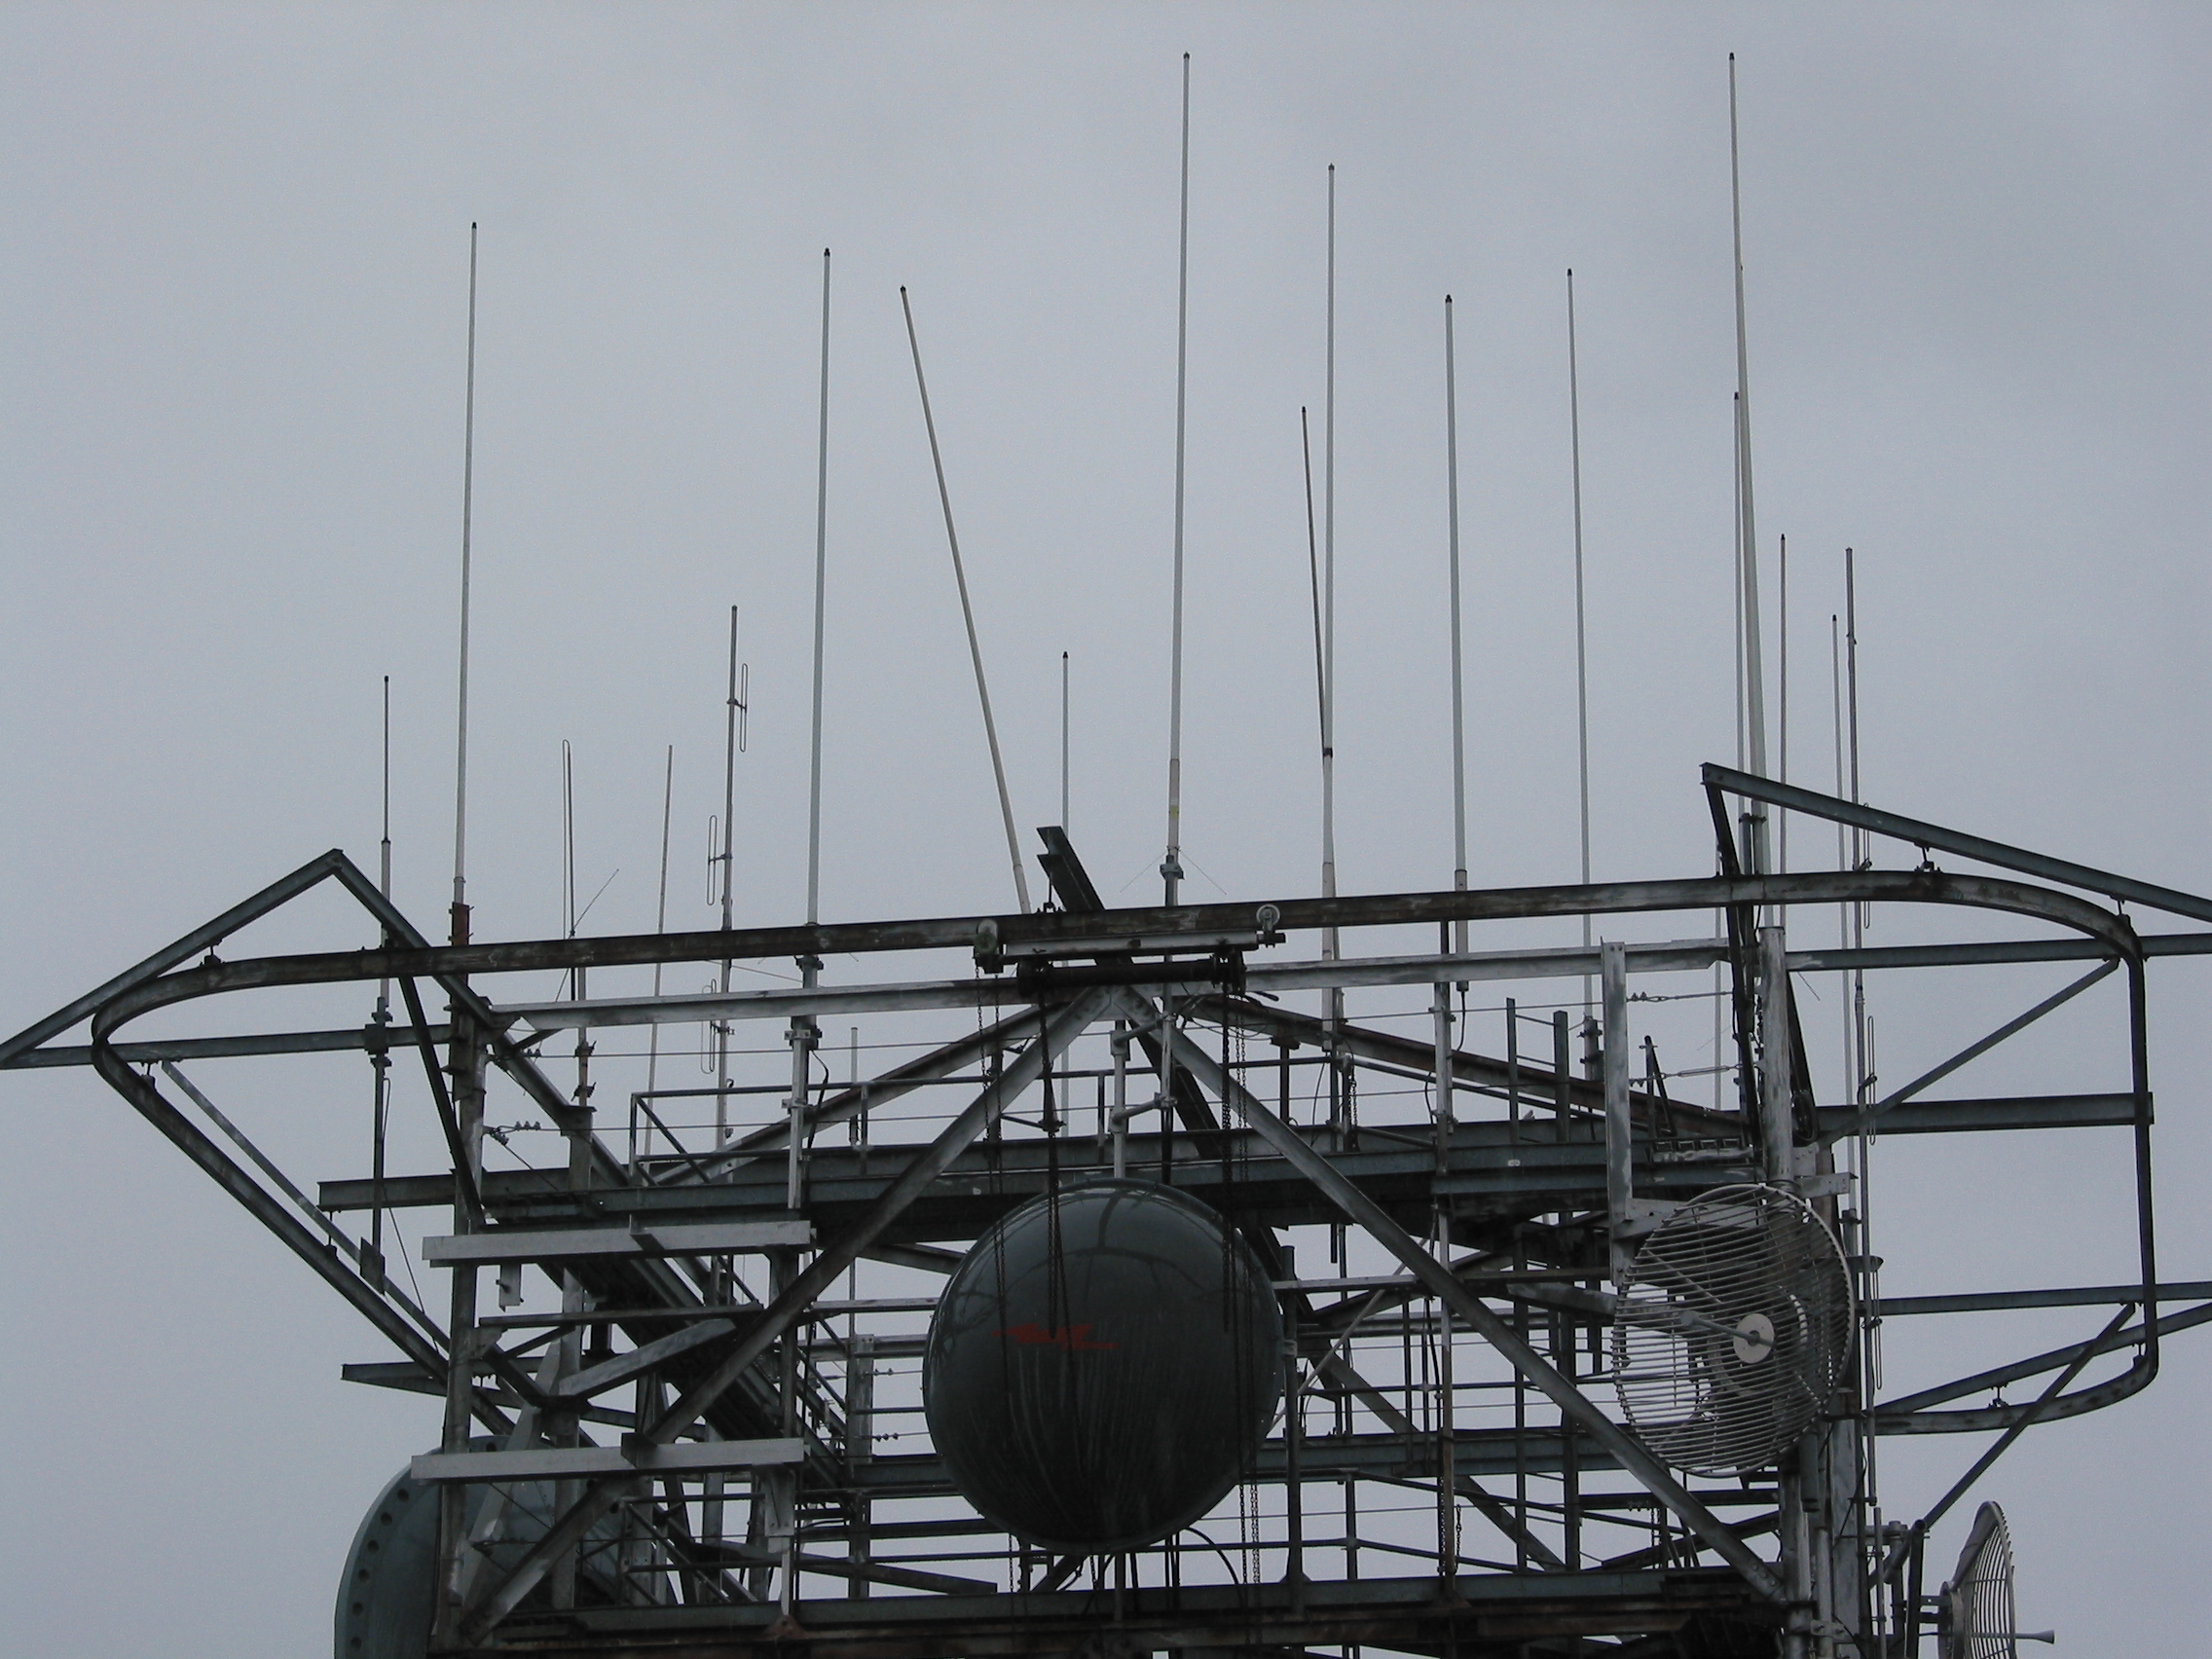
[40,868,2125,1015]
[1881,1280,2212,1316]
[422,1220,812,1266]
[1707,762,2212,925]
[1813,1092,2143,1137]
[410,1436,804,1485]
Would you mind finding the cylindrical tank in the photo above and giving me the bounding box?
[922,1178,1282,1553]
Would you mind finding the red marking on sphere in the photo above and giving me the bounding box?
[997,1321,1118,1350]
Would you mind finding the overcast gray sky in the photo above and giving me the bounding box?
[4,5,2209,1653]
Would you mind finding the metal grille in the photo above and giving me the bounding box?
[1610,1184,1853,1475]
[1944,1502,2018,1659]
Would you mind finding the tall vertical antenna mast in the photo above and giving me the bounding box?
[1321,163,1339,947]
[1444,295,1468,952]
[806,250,830,939]
[900,288,1030,913]
[1730,55,1773,873]
[1567,270,1593,1018]
[1060,651,1071,831]
[1161,52,1192,906]
[450,223,479,947]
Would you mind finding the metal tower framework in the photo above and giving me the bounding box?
[7,766,2205,1659]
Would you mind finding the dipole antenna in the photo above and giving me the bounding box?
[450,223,479,947]
[1567,270,1592,1007]
[805,249,830,939]
[1444,295,1468,951]
[900,286,1030,913]
[1161,52,1192,906]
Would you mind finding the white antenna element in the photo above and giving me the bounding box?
[450,222,479,946]
[1730,55,1774,882]
[1059,651,1071,832]
[805,249,830,937]
[1443,295,1468,952]
[1161,52,1192,905]
[899,287,1030,913]
[1567,270,1593,1019]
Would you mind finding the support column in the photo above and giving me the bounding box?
[1601,940,1632,1286]
[433,1015,486,1645]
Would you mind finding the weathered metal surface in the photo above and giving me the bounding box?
[923,1179,1281,1552]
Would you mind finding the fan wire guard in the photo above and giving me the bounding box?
[1943,1501,2018,1659]
[1609,1182,1853,1476]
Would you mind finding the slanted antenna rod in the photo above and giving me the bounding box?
[899,286,1030,913]
[1161,52,1192,906]
[450,222,478,946]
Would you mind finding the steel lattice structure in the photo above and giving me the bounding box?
[6,764,2204,1659]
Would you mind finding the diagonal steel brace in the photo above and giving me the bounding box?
[461,986,1115,1640]
[1130,990,1784,1600]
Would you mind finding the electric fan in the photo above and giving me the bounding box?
[1609,1183,1853,1475]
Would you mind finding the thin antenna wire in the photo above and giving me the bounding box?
[1059,651,1071,831]
[1162,52,1192,906]
[806,250,831,936]
[1445,295,1468,950]
[1567,270,1593,1016]
[900,286,1030,913]
[450,223,479,946]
